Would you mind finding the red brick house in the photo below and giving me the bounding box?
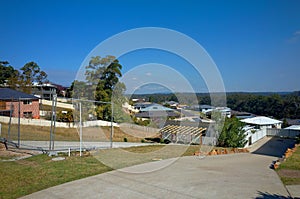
[0,88,40,119]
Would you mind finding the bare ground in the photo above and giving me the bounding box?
[0,143,40,160]
[277,169,300,178]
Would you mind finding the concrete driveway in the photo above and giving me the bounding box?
[21,137,296,199]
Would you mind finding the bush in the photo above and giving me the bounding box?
[296,136,300,144]
[141,139,145,143]
[123,137,128,142]
[163,139,171,144]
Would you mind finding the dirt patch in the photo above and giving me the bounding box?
[277,169,300,178]
[0,143,39,160]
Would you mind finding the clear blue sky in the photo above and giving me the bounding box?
[1,0,300,93]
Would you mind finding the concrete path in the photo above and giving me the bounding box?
[286,185,300,198]
[21,137,297,199]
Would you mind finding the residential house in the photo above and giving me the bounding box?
[164,101,179,109]
[241,116,282,147]
[285,125,300,131]
[0,88,40,119]
[32,82,58,100]
[133,102,152,111]
[134,103,181,128]
[135,103,180,120]
[204,106,232,118]
[199,105,215,112]
[231,110,256,119]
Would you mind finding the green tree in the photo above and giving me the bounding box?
[0,61,14,84]
[217,117,247,148]
[6,69,21,90]
[112,82,131,123]
[19,61,48,94]
[68,80,88,99]
[85,56,125,121]
[282,118,289,128]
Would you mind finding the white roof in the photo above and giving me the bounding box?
[285,125,300,130]
[241,116,282,125]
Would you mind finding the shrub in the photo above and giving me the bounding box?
[296,136,300,144]
[123,137,128,142]
[163,139,171,144]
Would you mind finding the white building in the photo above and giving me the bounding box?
[241,116,282,147]
[285,125,300,131]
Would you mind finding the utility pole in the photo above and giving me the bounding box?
[110,102,114,148]
[79,102,82,157]
[18,99,20,148]
[49,93,57,151]
[8,100,13,141]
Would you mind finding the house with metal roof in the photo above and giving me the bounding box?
[0,88,40,119]
[139,103,174,112]
[241,116,282,128]
[285,125,300,131]
[241,116,282,147]
[135,103,181,119]
[32,82,58,100]
[134,103,181,128]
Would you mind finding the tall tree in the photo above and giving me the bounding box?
[19,61,48,94]
[0,61,18,85]
[85,55,125,120]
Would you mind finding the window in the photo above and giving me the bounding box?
[0,101,6,110]
[23,100,32,105]
[23,112,33,118]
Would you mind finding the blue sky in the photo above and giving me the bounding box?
[1,0,300,93]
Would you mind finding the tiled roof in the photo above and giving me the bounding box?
[0,88,39,100]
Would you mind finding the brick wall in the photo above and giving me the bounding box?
[4,99,39,118]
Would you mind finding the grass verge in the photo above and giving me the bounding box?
[277,145,300,185]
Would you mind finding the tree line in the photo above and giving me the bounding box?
[130,92,300,119]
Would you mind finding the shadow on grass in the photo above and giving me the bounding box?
[252,137,296,157]
[256,191,291,199]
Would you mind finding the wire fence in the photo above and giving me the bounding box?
[0,97,115,155]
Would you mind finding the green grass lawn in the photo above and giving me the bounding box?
[277,145,300,185]
[0,144,201,199]
[0,154,112,199]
